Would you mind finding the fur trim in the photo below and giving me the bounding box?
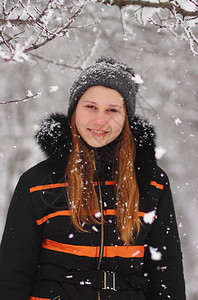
[129,115,156,167]
[35,113,157,169]
[35,113,72,160]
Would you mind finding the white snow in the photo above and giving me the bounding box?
[132,74,144,84]
[27,90,33,97]
[92,225,99,232]
[177,0,196,11]
[95,211,102,218]
[155,146,167,160]
[12,43,30,62]
[174,117,182,125]
[149,246,162,261]
[143,210,156,224]
[179,222,183,228]
[40,9,54,26]
[49,85,59,92]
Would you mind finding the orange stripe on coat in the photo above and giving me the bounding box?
[103,181,116,185]
[30,181,116,193]
[42,239,145,258]
[104,210,145,217]
[36,210,72,225]
[36,210,145,225]
[29,297,51,300]
[30,183,68,193]
[150,181,164,190]
[94,181,116,186]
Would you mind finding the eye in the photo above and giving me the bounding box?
[108,108,118,112]
[86,105,96,109]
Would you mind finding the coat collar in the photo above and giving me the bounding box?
[35,113,157,175]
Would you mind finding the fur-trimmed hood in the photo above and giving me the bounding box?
[35,113,157,176]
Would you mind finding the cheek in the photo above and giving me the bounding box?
[111,115,125,133]
[75,118,80,132]
[75,108,87,129]
[75,109,84,133]
[75,111,80,130]
[75,110,94,136]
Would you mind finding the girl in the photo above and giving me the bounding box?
[0,57,186,300]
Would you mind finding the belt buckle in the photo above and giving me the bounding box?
[102,270,117,291]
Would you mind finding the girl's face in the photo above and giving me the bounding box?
[75,86,125,148]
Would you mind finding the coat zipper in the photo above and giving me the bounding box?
[97,175,104,270]
[92,151,104,300]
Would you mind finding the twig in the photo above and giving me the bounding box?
[99,0,198,17]
[24,3,86,53]
[0,18,39,26]
[148,17,176,30]
[0,93,40,105]
[6,3,18,18]
[18,1,35,21]
[189,0,198,7]
[30,53,83,70]
[0,31,26,47]
[0,30,13,52]
[2,0,8,18]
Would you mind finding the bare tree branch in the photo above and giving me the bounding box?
[2,0,8,18]
[30,53,83,70]
[99,0,198,17]
[0,18,42,26]
[0,0,197,59]
[0,92,41,105]
[97,0,198,55]
[189,0,198,7]
[24,4,85,53]
[0,2,87,62]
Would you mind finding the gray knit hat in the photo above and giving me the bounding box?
[68,56,139,120]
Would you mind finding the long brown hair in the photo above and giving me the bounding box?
[66,112,140,245]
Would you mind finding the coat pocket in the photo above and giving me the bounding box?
[29,280,62,300]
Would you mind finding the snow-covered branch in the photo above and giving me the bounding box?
[147,7,198,55]
[0,92,41,105]
[98,0,198,55]
[30,53,83,70]
[99,0,198,17]
[0,1,87,62]
[0,0,197,64]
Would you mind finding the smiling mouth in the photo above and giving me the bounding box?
[88,129,108,136]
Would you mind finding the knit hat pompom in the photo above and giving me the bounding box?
[68,56,140,119]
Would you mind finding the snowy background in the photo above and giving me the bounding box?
[0,2,198,299]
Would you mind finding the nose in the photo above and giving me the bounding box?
[92,111,108,128]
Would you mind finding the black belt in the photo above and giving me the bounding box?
[37,265,149,292]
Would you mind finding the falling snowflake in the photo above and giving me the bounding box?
[95,212,102,218]
[49,86,59,92]
[155,147,167,160]
[92,226,99,232]
[174,117,182,125]
[143,210,156,224]
[149,246,162,261]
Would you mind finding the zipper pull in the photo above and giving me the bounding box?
[92,149,96,171]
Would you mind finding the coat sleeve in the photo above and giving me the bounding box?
[0,175,42,300]
[143,174,186,300]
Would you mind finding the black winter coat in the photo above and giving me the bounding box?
[0,114,186,300]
